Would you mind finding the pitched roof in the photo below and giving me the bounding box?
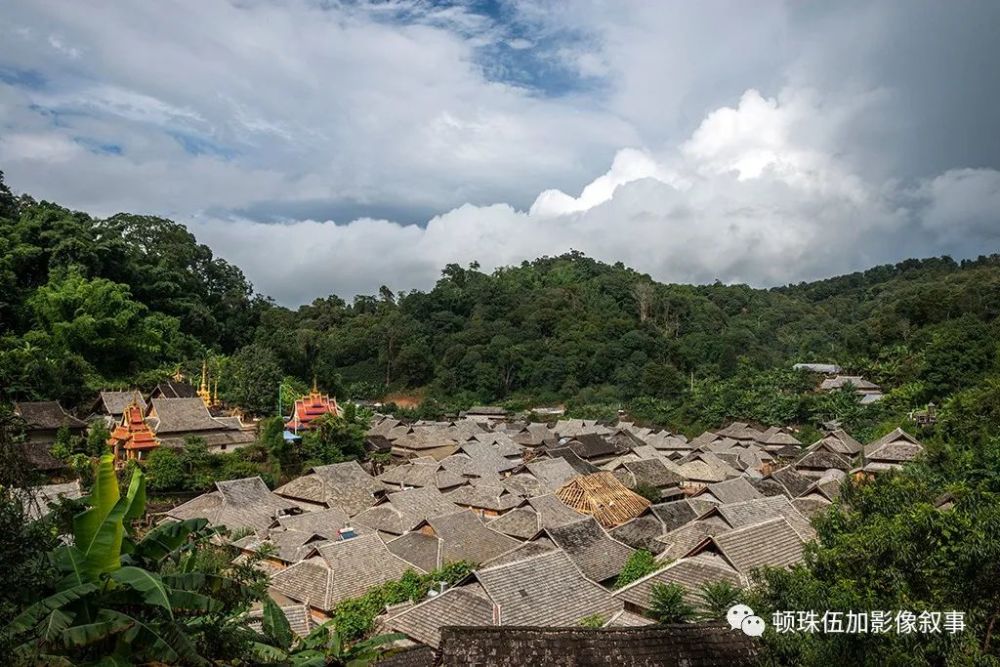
[15,480,83,521]
[378,462,467,492]
[655,521,729,563]
[147,398,227,434]
[475,550,622,627]
[603,609,656,627]
[556,472,651,528]
[525,458,577,492]
[690,517,806,574]
[311,533,419,602]
[768,466,814,497]
[619,458,684,490]
[424,510,522,565]
[274,506,359,539]
[446,485,522,512]
[699,478,763,505]
[615,553,745,611]
[387,584,496,648]
[543,447,601,475]
[386,531,443,572]
[609,511,672,554]
[166,476,299,532]
[795,450,852,472]
[351,486,461,535]
[526,493,589,528]
[705,496,816,541]
[544,517,635,582]
[233,529,329,563]
[487,507,542,540]
[275,461,382,515]
[864,428,924,459]
[566,433,623,460]
[97,390,147,416]
[436,623,759,666]
[14,401,86,430]
[151,380,197,399]
[247,603,315,638]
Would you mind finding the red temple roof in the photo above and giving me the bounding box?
[109,402,160,454]
[285,390,342,432]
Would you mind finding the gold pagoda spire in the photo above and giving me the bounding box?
[312,374,319,395]
[197,360,212,407]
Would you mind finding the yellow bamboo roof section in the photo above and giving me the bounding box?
[556,471,652,528]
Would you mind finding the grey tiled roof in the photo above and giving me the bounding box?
[378,463,467,491]
[614,553,745,611]
[352,487,462,535]
[445,485,522,512]
[387,584,495,648]
[656,521,728,563]
[526,494,588,528]
[700,478,763,504]
[525,458,577,492]
[768,466,814,497]
[167,476,300,533]
[487,507,542,540]
[274,506,362,539]
[386,531,443,572]
[426,510,521,565]
[479,537,559,569]
[98,391,147,416]
[475,549,622,627]
[695,517,806,574]
[275,461,382,515]
[313,533,421,603]
[544,517,634,583]
[708,496,816,541]
[609,511,670,554]
[147,398,227,433]
[14,401,86,430]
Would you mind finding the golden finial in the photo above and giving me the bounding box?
[312,375,319,395]
[198,359,212,407]
[213,379,219,405]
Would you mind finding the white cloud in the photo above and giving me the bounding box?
[192,88,990,305]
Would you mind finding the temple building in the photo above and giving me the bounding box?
[108,400,160,462]
[285,380,342,432]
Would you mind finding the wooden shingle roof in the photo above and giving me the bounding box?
[689,517,806,574]
[556,472,651,528]
[615,553,745,611]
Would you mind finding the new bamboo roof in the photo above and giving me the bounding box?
[555,471,651,528]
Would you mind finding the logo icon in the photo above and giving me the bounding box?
[727,604,766,637]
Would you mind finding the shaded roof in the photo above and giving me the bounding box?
[556,472,651,528]
[424,510,522,565]
[542,447,601,475]
[619,458,684,489]
[704,496,816,542]
[544,517,634,582]
[446,485,521,512]
[97,390,147,416]
[18,442,68,471]
[615,553,745,611]
[566,433,623,460]
[436,623,759,666]
[15,480,83,521]
[387,531,443,572]
[487,507,542,540]
[526,493,589,528]
[864,428,924,459]
[795,450,852,472]
[166,476,299,532]
[699,478,763,505]
[603,609,656,627]
[525,458,577,493]
[273,506,359,539]
[655,521,729,563]
[151,380,197,399]
[387,584,496,648]
[768,466,814,497]
[247,603,315,638]
[378,462,467,492]
[14,401,86,430]
[352,487,461,535]
[233,529,328,563]
[274,461,382,515]
[609,511,671,554]
[475,550,622,627]
[147,398,227,434]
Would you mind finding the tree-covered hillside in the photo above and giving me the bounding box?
[2,171,999,440]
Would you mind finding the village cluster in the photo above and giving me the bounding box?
[11,371,925,658]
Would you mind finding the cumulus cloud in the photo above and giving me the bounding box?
[191,89,997,305]
[2,1,999,305]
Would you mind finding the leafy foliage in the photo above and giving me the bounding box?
[648,583,696,623]
[615,550,659,588]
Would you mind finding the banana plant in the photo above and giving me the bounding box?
[1,455,233,665]
[253,597,405,667]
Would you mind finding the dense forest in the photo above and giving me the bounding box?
[4,173,1000,665]
[3,170,999,443]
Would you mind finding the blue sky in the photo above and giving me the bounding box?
[1,1,999,305]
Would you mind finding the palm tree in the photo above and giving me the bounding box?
[698,580,742,621]
[649,583,696,623]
